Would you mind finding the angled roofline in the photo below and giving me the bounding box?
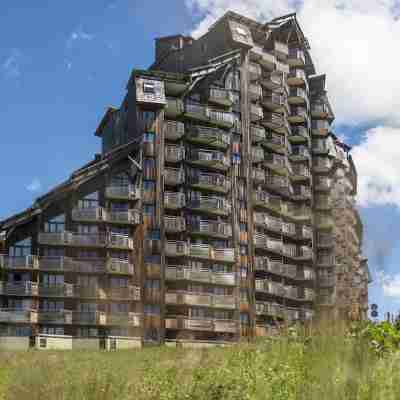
[95,107,118,137]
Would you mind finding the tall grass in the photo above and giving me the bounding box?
[1,326,400,400]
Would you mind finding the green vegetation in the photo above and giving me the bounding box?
[1,322,400,400]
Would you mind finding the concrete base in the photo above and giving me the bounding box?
[35,335,73,350]
[106,336,142,350]
[165,340,232,349]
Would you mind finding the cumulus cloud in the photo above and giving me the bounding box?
[351,126,400,207]
[185,0,400,126]
[379,271,400,298]
[66,26,95,48]
[1,49,23,79]
[26,178,42,193]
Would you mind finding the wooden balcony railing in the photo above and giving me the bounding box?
[105,185,140,200]
[186,125,230,149]
[188,195,231,216]
[188,219,232,238]
[106,209,141,225]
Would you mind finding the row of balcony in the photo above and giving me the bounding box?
[253,213,312,239]
[0,255,134,275]
[166,267,236,286]
[253,235,313,259]
[166,100,234,129]
[253,191,312,221]
[254,257,315,280]
[0,308,141,326]
[38,232,133,250]
[255,280,315,301]
[165,291,236,309]
[71,207,140,225]
[0,282,141,300]
[165,242,235,263]
[166,316,237,333]
[256,302,314,321]
[105,185,141,201]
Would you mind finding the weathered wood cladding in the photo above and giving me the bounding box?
[0,10,368,348]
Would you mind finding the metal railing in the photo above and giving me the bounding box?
[105,185,140,200]
[164,192,186,209]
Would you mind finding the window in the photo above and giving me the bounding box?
[143,132,155,143]
[79,302,97,312]
[111,173,130,187]
[78,192,99,209]
[110,303,129,313]
[39,300,64,311]
[77,275,98,288]
[110,250,129,260]
[110,202,129,211]
[144,304,160,315]
[77,327,98,337]
[77,249,99,259]
[44,214,65,233]
[77,224,98,234]
[9,238,32,257]
[39,326,64,335]
[110,226,129,236]
[111,277,129,288]
[40,274,64,286]
[240,313,249,325]
[42,247,64,257]
[108,327,129,337]
[143,82,156,94]
[145,280,160,290]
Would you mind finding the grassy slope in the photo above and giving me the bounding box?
[1,333,400,400]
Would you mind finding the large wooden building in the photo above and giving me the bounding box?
[0,11,370,350]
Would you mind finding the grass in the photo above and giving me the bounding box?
[1,324,400,399]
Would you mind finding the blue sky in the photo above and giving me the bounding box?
[1,0,399,318]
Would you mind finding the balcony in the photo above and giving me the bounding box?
[317,254,335,267]
[288,87,308,105]
[164,192,186,209]
[69,233,107,248]
[312,120,330,137]
[188,171,230,193]
[288,48,306,67]
[38,310,72,324]
[256,302,283,317]
[214,248,235,263]
[77,286,107,299]
[249,83,262,101]
[188,149,230,171]
[164,167,185,186]
[289,127,309,146]
[106,258,134,275]
[188,219,232,239]
[297,246,313,260]
[166,317,237,333]
[166,241,188,257]
[251,125,266,143]
[186,125,230,149]
[249,46,276,70]
[301,226,313,240]
[263,131,286,154]
[165,98,184,118]
[265,174,290,193]
[253,191,281,213]
[274,41,289,61]
[106,209,141,225]
[166,267,235,286]
[317,295,335,306]
[314,177,332,192]
[38,256,73,272]
[292,185,312,200]
[282,222,296,237]
[262,112,289,134]
[0,255,38,271]
[313,157,333,173]
[73,311,107,326]
[318,275,336,287]
[312,140,330,155]
[298,267,315,281]
[165,216,186,233]
[250,104,263,122]
[288,107,308,124]
[262,90,286,112]
[164,120,185,140]
[0,281,38,296]
[105,185,140,201]
[70,258,106,274]
[188,196,231,216]
[315,197,333,211]
[71,206,101,222]
[275,60,289,74]
[184,103,234,129]
[213,294,236,309]
[253,235,282,254]
[289,145,310,162]
[0,308,38,323]
[284,203,312,222]
[261,71,283,91]
[287,69,307,86]
[282,243,297,259]
[317,232,334,248]
[208,87,233,107]
[108,285,141,301]
[106,312,141,327]
[263,153,287,175]
[311,103,331,119]
[248,62,262,81]
[214,320,237,333]
[291,165,310,181]
[108,234,133,250]
[252,168,265,184]
[38,283,74,298]
[299,288,315,302]
[315,215,334,230]
[165,145,185,163]
[252,146,264,163]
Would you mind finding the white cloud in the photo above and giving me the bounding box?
[66,26,95,48]
[26,178,42,193]
[379,271,400,298]
[185,0,400,126]
[351,126,400,207]
[1,49,23,79]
